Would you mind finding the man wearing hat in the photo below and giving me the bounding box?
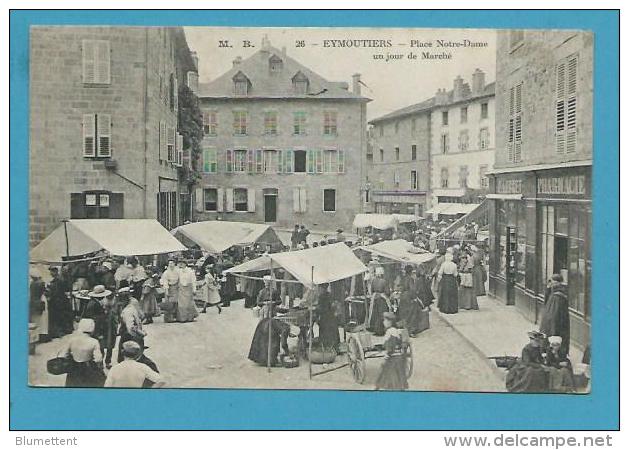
[84,285,117,368]
[506,330,550,393]
[105,341,164,388]
[47,266,73,338]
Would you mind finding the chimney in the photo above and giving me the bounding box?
[434,88,446,105]
[190,51,199,71]
[472,68,486,95]
[232,56,242,68]
[453,75,464,101]
[352,73,362,96]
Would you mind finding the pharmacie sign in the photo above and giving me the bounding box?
[537,174,586,195]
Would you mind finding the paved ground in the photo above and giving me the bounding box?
[29,297,505,392]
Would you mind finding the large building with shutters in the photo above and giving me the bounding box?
[487,30,593,349]
[29,26,198,247]
[194,37,369,232]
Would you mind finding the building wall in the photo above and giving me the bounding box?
[494,30,593,169]
[29,26,183,247]
[429,96,495,202]
[195,98,366,231]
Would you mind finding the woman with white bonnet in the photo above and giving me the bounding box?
[58,318,105,387]
[543,335,575,392]
[437,250,459,314]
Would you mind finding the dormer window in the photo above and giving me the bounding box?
[232,71,251,96]
[269,54,283,74]
[292,71,309,95]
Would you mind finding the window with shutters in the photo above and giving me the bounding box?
[479,165,489,189]
[176,134,183,166]
[203,188,218,211]
[294,187,307,213]
[411,145,417,161]
[323,150,340,173]
[203,147,217,173]
[460,107,468,124]
[442,111,449,126]
[395,147,400,160]
[234,188,248,212]
[440,133,449,154]
[167,128,175,161]
[233,149,247,172]
[203,111,218,136]
[323,189,336,212]
[82,114,111,158]
[556,55,578,154]
[459,130,469,151]
[440,168,449,188]
[159,121,166,161]
[293,112,307,135]
[264,111,278,135]
[481,102,489,119]
[508,83,523,162]
[459,165,469,188]
[284,150,295,173]
[82,40,110,85]
[323,111,338,136]
[337,150,345,173]
[233,111,248,136]
[294,150,307,173]
[479,127,490,150]
[263,150,279,173]
[411,170,418,190]
[255,149,263,173]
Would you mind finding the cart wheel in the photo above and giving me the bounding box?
[347,336,366,384]
[404,343,414,379]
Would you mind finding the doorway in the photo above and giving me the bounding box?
[264,193,277,223]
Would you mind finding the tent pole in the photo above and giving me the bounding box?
[267,258,274,373]
[62,219,70,259]
[308,265,314,380]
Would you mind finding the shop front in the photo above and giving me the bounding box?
[372,191,427,216]
[488,164,591,349]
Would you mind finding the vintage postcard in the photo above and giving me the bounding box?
[26,25,593,395]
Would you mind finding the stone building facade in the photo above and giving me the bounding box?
[29,26,198,247]
[429,72,495,216]
[487,30,593,349]
[194,39,369,232]
[366,70,494,219]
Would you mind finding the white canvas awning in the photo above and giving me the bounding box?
[358,239,436,266]
[171,220,282,254]
[426,203,480,216]
[30,219,187,264]
[353,213,399,230]
[391,214,423,224]
[226,243,367,287]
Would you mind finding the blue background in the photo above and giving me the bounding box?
[9,10,619,430]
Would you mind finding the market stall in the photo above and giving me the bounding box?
[171,220,283,255]
[30,219,187,263]
[226,243,368,377]
[352,213,399,231]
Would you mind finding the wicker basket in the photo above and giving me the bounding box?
[309,345,337,364]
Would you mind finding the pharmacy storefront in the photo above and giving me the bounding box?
[488,163,591,349]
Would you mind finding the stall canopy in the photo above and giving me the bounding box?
[426,202,480,216]
[30,219,187,263]
[352,213,399,230]
[391,213,423,224]
[171,220,282,254]
[359,239,437,266]
[226,243,367,286]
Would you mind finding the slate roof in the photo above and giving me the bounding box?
[198,45,370,101]
[369,81,495,124]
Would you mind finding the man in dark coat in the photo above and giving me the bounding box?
[540,274,571,355]
[290,224,300,249]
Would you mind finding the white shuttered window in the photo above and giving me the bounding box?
[82,40,110,84]
[556,56,578,154]
[82,114,111,158]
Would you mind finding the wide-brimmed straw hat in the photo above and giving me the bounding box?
[89,285,112,298]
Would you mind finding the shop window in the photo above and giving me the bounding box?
[71,191,123,219]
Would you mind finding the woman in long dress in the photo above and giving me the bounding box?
[368,267,391,336]
[458,254,479,310]
[506,331,549,393]
[160,260,180,323]
[140,273,160,324]
[437,252,459,314]
[176,261,199,323]
[375,312,409,390]
[396,266,424,336]
[415,264,435,308]
[316,284,340,350]
[471,246,487,296]
[59,318,106,387]
[201,265,222,314]
[543,336,575,392]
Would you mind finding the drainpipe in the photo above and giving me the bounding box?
[142,28,149,217]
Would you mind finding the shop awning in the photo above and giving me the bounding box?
[391,214,423,224]
[427,203,480,216]
[353,213,399,230]
[30,219,187,263]
[226,243,367,286]
[172,220,282,254]
[358,239,437,266]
